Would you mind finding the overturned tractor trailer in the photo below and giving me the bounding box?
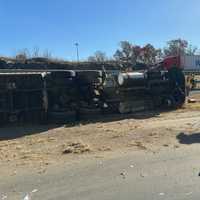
[0,65,186,123]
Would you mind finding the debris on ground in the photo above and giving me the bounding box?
[188,98,197,103]
[98,146,112,152]
[99,161,103,165]
[23,188,39,200]
[1,195,7,200]
[163,144,169,147]
[120,172,126,179]
[62,142,91,154]
[129,141,147,150]
[174,145,179,148]
[31,189,38,193]
[140,173,145,178]
[23,194,30,200]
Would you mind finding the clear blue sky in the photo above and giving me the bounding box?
[0,0,200,60]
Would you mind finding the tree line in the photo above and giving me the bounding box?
[12,38,198,65]
[14,47,54,62]
[88,39,198,65]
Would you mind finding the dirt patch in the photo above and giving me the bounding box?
[1,92,200,169]
[128,141,147,150]
[62,142,91,154]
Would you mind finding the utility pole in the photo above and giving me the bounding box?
[75,43,79,62]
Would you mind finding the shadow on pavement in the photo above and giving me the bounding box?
[176,132,200,144]
[0,124,61,141]
[65,110,161,128]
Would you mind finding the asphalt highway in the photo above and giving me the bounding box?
[1,145,200,200]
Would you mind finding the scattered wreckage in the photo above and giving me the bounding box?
[0,59,186,123]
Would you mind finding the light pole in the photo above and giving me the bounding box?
[75,43,79,62]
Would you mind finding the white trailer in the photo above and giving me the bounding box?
[181,55,200,73]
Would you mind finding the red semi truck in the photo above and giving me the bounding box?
[161,55,200,72]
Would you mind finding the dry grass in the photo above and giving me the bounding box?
[62,142,91,154]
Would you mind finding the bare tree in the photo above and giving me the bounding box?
[140,44,158,65]
[15,48,30,62]
[164,38,199,56]
[43,49,52,60]
[32,46,40,57]
[88,51,107,62]
[164,39,188,56]
[155,48,163,61]
[114,41,137,64]
[186,44,198,55]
